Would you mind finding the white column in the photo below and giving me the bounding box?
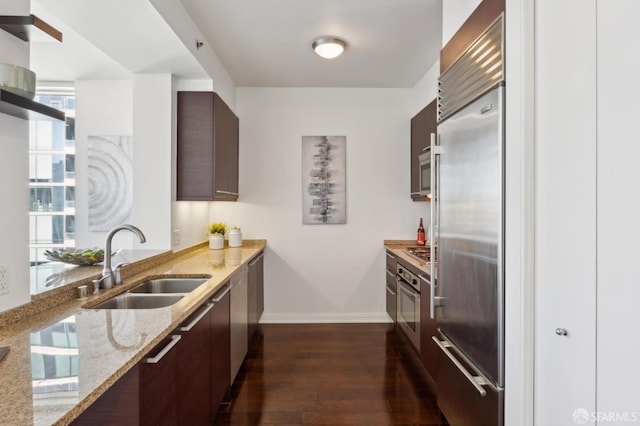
[132,73,173,249]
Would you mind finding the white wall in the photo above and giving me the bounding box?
[75,80,134,250]
[210,87,427,322]
[442,0,482,46]
[132,74,173,249]
[0,0,34,312]
[595,0,640,418]
[410,61,440,116]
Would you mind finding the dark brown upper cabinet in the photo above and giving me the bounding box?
[177,92,239,201]
[410,99,437,201]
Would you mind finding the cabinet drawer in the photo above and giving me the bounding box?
[385,250,397,273]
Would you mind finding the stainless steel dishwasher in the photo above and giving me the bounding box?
[229,265,249,384]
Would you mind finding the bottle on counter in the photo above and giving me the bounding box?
[417,217,426,246]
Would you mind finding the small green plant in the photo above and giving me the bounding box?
[208,222,227,235]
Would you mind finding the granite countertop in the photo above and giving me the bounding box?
[0,241,266,426]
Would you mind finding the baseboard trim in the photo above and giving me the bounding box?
[259,312,393,324]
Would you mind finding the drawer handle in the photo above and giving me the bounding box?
[249,252,264,266]
[386,286,396,296]
[432,336,490,396]
[180,303,214,332]
[386,252,396,260]
[211,282,231,302]
[146,335,181,364]
[216,190,239,196]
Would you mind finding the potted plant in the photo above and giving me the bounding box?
[207,222,226,250]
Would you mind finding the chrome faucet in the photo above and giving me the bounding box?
[98,224,146,289]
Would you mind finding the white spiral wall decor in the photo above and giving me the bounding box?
[87,135,133,231]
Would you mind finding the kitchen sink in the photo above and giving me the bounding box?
[91,293,184,309]
[128,277,209,294]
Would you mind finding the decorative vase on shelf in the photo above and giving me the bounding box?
[209,234,224,250]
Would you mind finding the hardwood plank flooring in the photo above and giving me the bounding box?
[213,323,447,425]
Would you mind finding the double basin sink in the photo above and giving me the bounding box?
[90,277,211,309]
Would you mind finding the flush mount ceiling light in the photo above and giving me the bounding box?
[312,37,347,59]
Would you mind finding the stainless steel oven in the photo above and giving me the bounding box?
[396,263,420,351]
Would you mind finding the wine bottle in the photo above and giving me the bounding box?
[417,217,426,246]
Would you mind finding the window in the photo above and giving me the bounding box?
[29,89,76,267]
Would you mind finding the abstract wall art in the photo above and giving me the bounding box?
[87,135,133,231]
[302,135,346,224]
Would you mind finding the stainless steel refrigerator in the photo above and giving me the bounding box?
[431,15,505,426]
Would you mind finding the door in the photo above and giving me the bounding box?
[534,0,597,423]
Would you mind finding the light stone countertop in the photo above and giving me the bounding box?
[384,240,432,276]
[0,241,266,426]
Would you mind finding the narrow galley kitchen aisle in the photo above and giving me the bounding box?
[213,324,447,425]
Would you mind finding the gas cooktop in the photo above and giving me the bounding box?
[403,246,431,262]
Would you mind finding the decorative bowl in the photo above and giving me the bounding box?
[44,248,106,266]
[0,63,36,100]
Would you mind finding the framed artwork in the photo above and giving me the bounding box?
[301,135,346,224]
[87,135,133,231]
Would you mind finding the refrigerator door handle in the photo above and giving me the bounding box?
[432,336,492,396]
[430,133,440,319]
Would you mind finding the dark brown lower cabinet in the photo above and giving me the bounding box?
[210,282,231,418]
[71,333,182,426]
[72,296,224,426]
[139,335,181,425]
[177,303,214,425]
[248,252,264,343]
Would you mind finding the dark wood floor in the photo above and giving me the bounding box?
[213,323,447,425]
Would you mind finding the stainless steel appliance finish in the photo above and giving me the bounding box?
[432,14,505,426]
[229,265,249,384]
[418,149,431,196]
[396,263,421,351]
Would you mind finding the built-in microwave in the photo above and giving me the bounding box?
[418,133,436,197]
[418,150,431,196]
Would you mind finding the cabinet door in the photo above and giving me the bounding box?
[139,335,181,426]
[248,252,264,342]
[211,283,231,417]
[230,266,249,384]
[385,251,397,322]
[535,0,597,422]
[178,303,213,426]
[213,93,239,200]
[70,367,140,425]
[410,99,437,201]
[385,268,397,323]
[177,91,214,201]
[420,277,438,383]
[177,92,239,201]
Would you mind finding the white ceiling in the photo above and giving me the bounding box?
[181,0,443,88]
[29,0,442,89]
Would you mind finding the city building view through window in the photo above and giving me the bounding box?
[29,89,76,269]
